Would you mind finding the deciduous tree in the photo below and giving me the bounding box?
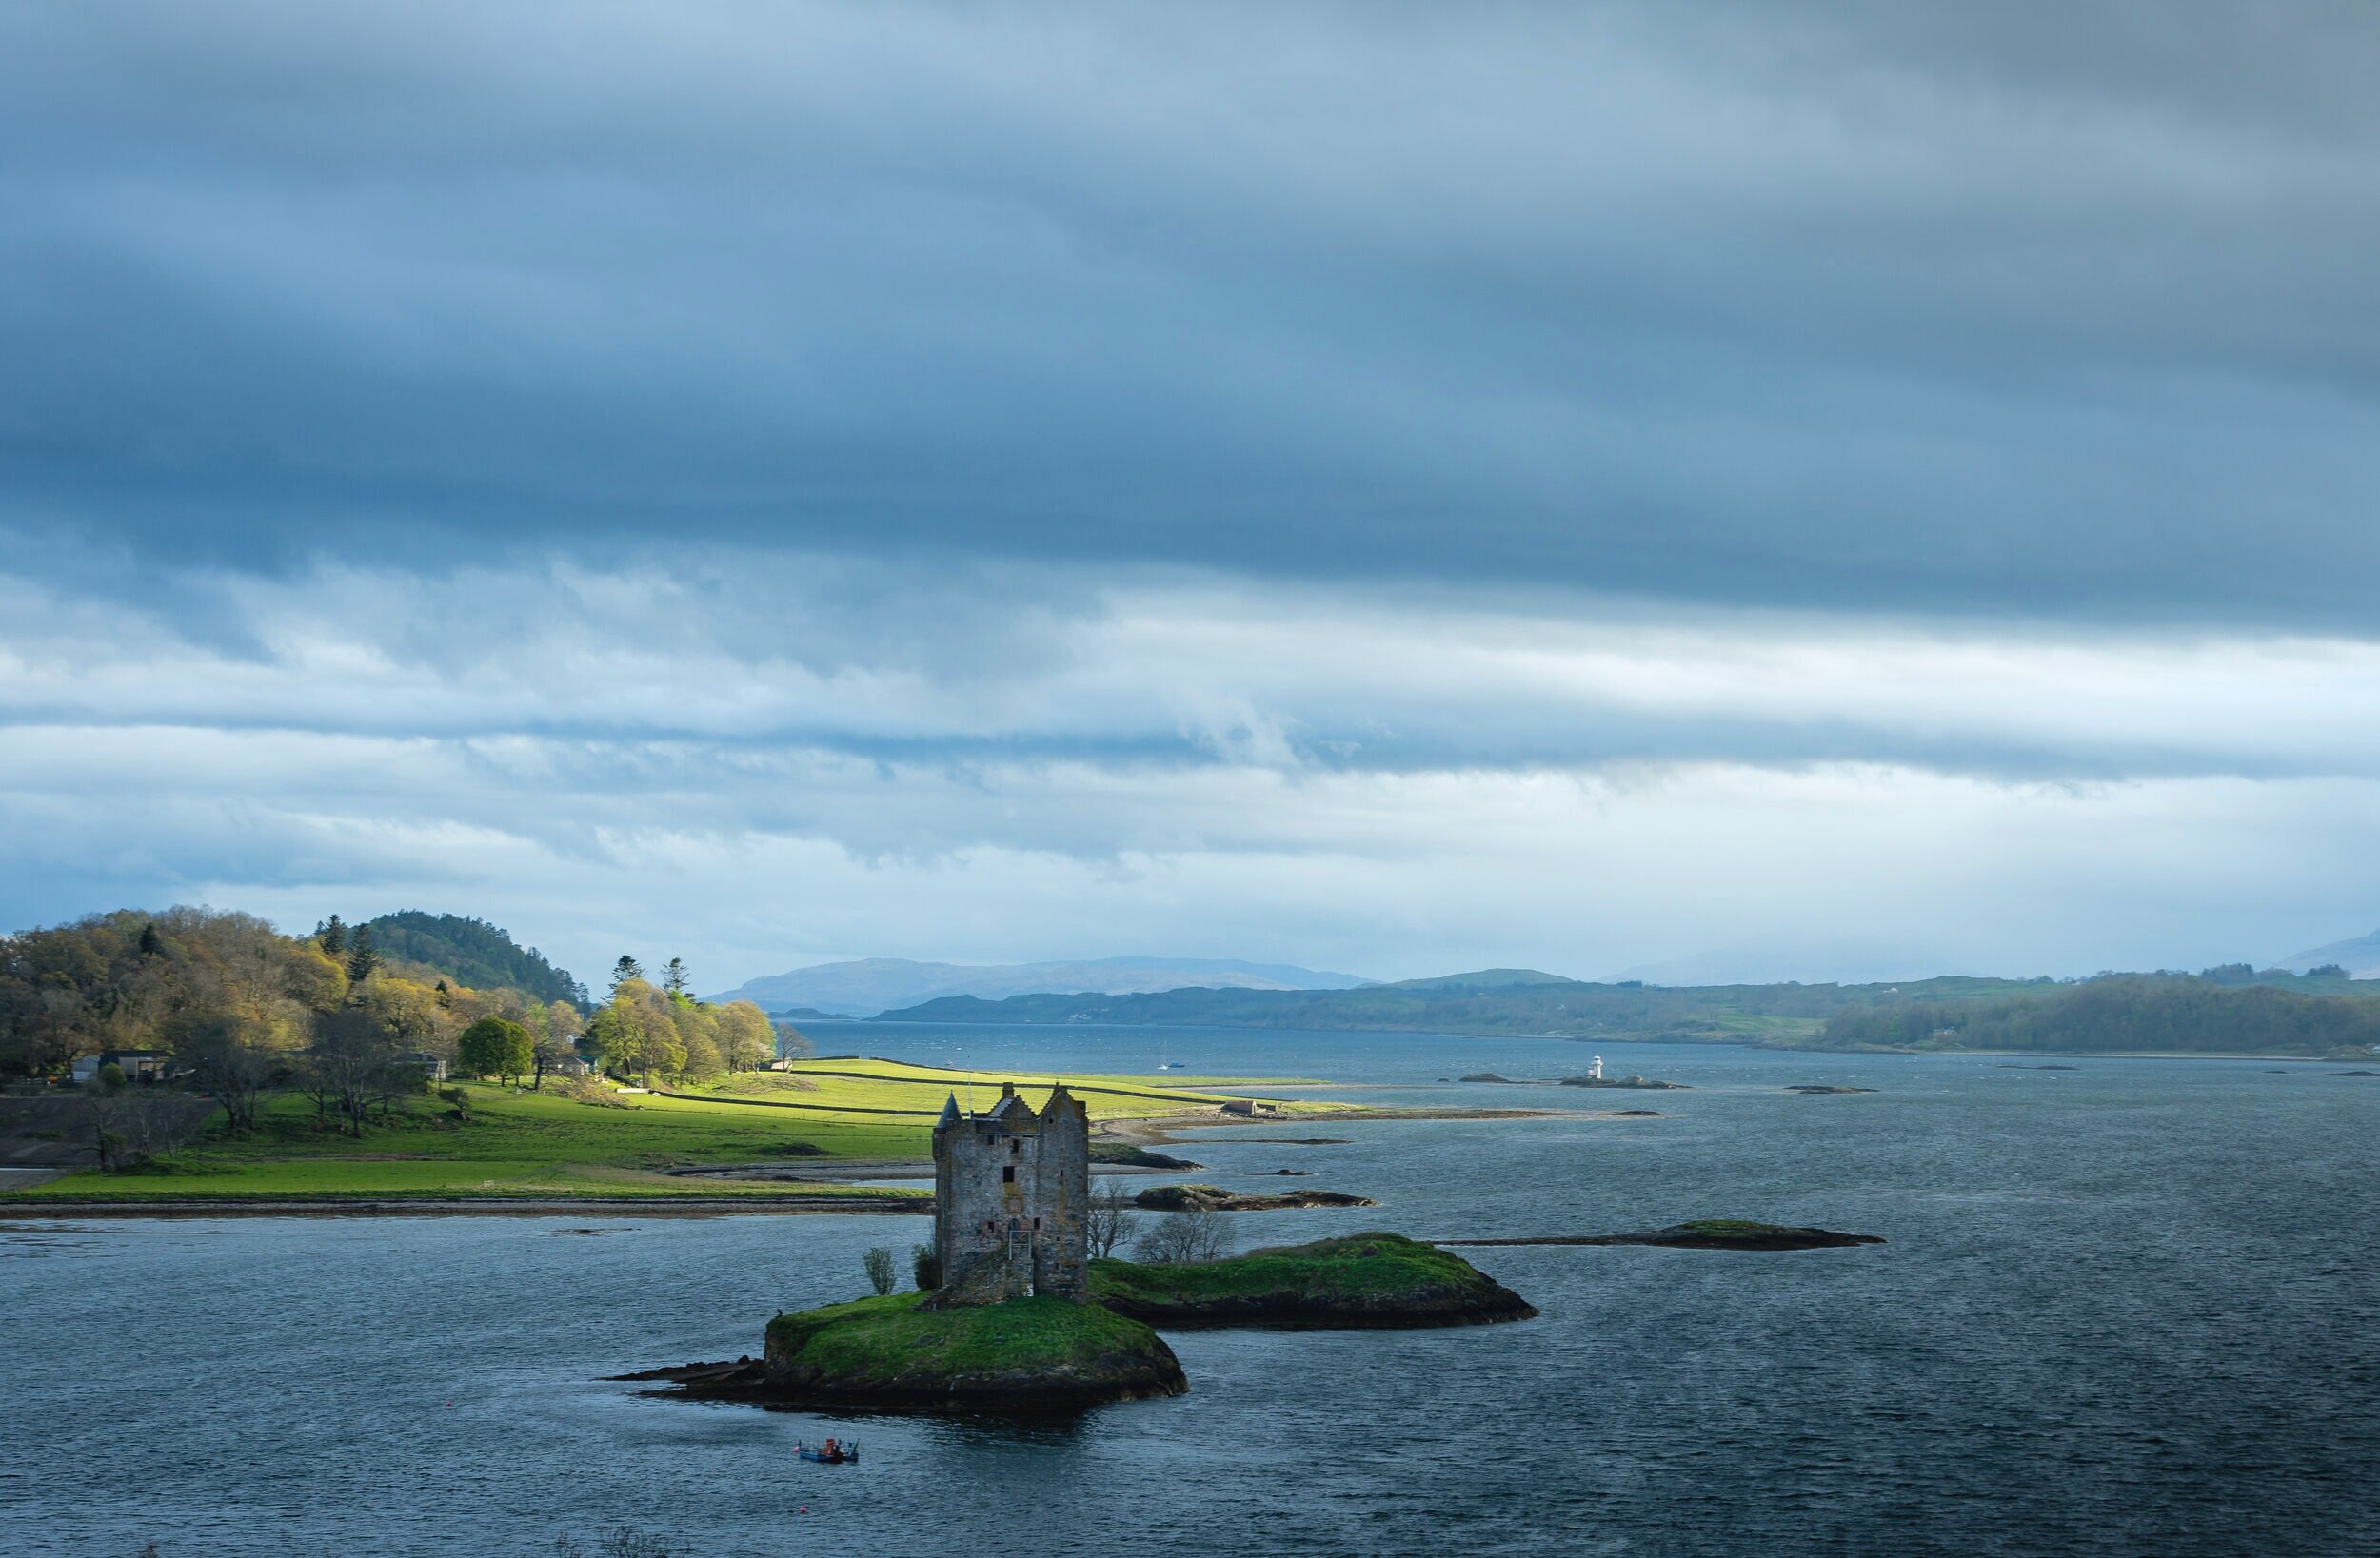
[769,1019,814,1062]
[307,1007,405,1136]
[715,1001,773,1073]
[1133,1207,1232,1265]
[172,1015,276,1133]
[457,1016,534,1083]
[1087,1180,1140,1258]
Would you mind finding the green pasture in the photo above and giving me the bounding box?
[0,1056,1339,1205]
[697,1056,1333,1120]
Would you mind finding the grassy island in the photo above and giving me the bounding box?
[649,1292,1188,1412]
[1092,1232,1537,1327]
[635,1233,1534,1414]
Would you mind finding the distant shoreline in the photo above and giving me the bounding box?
[851,1017,2374,1064]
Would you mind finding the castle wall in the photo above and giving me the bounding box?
[928,1084,1090,1306]
[1029,1090,1089,1300]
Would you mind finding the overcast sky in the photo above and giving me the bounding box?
[7,2,2380,988]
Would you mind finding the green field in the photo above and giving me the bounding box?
[0,1057,1340,1205]
[685,1056,1323,1120]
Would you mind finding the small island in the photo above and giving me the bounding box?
[625,1291,1187,1412]
[1092,1232,1537,1328]
[761,1291,1187,1410]
[1447,1219,1884,1252]
[1562,1074,1687,1090]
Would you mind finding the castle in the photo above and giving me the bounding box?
[926,1081,1091,1306]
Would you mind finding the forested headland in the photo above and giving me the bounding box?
[0,906,797,1160]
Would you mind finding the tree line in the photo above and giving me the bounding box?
[0,908,802,1158]
[1821,975,2380,1056]
[580,955,788,1084]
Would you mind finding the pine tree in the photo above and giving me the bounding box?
[138,922,163,958]
[316,915,347,955]
[346,924,380,983]
[611,955,644,993]
[664,957,688,996]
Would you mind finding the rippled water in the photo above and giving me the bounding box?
[4,1027,2375,1557]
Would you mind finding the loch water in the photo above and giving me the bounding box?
[4,1026,2376,1558]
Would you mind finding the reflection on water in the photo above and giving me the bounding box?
[2,1030,2375,1557]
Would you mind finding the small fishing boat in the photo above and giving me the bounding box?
[794,1439,859,1465]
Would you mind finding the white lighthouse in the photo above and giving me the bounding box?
[1589,1055,1604,1080]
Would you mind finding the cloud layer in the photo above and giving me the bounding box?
[8,3,2380,621]
[7,6,2379,983]
[7,552,2378,985]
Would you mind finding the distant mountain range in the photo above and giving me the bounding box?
[704,956,1372,1016]
[874,964,2380,1057]
[2275,928,2380,979]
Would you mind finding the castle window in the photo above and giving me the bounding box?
[1002,1166,1016,1183]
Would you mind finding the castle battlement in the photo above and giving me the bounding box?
[926,1081,1090,1306]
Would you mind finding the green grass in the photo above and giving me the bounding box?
[1090,1231,1483,1305]
[1670,1219,1800,1240]
[765,1291,1165,1381]
[0,1154,924,1203]
[1,1058,1342,1205]
[698,1057,1337,1120]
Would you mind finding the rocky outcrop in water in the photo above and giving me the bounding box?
[1445,1220,1884,1252]
[1134,1183,1378,1212]
[1091,1144,1203,1169]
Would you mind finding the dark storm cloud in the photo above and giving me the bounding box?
[7,2,2380,625]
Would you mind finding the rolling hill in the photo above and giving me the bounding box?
[362,912,586,1006]
[2275,928,2380,979]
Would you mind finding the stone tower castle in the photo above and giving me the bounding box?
[927,1081,1090,1305]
